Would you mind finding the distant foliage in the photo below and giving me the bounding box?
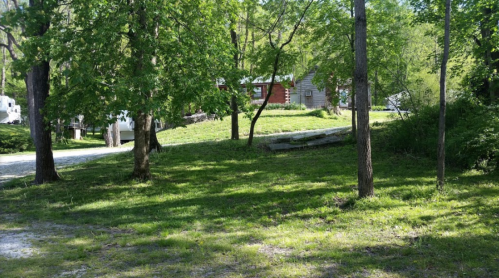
[264,103,307,110]
[380,96,499,171]
[371,105,386,111]
[0,128,33,154]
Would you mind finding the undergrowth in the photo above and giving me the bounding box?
[380,96,499,171]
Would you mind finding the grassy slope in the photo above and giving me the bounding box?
[156,110,393,145]
[1,116,498,277]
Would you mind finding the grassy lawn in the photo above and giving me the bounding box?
[0,124,106,154]
[156,110,394,145]
[1,120,498,277]
[51,134,106,151]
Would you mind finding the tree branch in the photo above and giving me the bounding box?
[280,0,314,49]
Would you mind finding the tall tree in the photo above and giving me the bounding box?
[354,0,373,197]
[26,0,60,184]
[247,0,314,146]
[437,0,451,191]
[50,0,234,180]
[230,24,240,140]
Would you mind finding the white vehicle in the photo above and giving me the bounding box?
[385,92,404,111]
[0,95,21,124]
[113,111,162,141]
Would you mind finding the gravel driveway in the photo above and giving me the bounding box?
[0,147,132,185]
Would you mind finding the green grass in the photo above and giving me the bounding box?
[0,123,31,136]
[1,120,498,277]
[51,133,106,151]
[0,124,106,154]
[155,110,393,145]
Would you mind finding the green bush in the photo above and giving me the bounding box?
[308,109,329,119]
[0,128,34,154]
[380,96,499,171]
[264,103,307,110]
[371,105,386,111]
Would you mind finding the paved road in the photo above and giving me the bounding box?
[0,147,132,185]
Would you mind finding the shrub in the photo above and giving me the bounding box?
[308,109,329,119]
[371,105,386,111]
[380,97,499,171]
[0,128,34,154]
[264,103,307,110]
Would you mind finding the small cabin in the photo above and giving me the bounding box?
[217,75,294,105]
[292,69,372,109]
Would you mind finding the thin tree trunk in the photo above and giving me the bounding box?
[1,41,6,96]
[149,117,162,152]
[437,0,451,191]
[349,2,357,139]
[354,0,373,198]
[250,30,255,75]
[248,0,313,146]
[112,119,121,147]
[230,28,239,140]
[25,74,36,142]
[374,70,378,106]
[351,76,356,138]
[103,127,113,147]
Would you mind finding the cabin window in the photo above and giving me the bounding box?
[8,103,12,107]
[339,90,349,106]
[253,87,262,98]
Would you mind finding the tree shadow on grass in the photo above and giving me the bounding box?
[2,139,498,276]
[1,221,497,277]
[2,139,444,227]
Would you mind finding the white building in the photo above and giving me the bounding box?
[0,95,21,124]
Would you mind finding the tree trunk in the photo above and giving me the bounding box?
[25,74,36,143]
[350,1,357,139]
[29,0,59,184]
[133,111,152,179]
[230,28,239,140]
[1,42,5,96]
[351,79,356,138]
[325,87,341,115]
[129,2,153,180]
[354,0,373,198]
[231,95,239,140]
[374,70,378,106]
[437,0,451,191]
[32,61,59,184]
[103,127,113,147]
[149,117,162,152]
[55,119,63,142]
[112,119,121,147]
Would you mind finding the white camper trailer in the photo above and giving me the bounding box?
[112,111,162,142]
[0,95,21,124]
[116,112,135,141]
